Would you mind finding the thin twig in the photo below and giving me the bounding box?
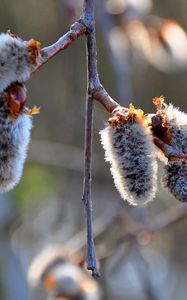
[82,95,100,277]
[93,86,119,113]
[32,20,86,74]
[82,0,100,277]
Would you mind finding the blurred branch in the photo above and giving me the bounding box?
[148,203,187,233]
[65,205,122,252]
[29,139,105,175]
[133,244,158,300]
[63,203,187,261]
[96,0,133,104]
[113,203,187,248]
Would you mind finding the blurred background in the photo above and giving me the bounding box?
[0,0,187,299]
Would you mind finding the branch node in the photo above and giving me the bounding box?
[70,20,86,37]
[93,86,120,113]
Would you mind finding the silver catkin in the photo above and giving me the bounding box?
[161,104,187,201]
[0,91,32,192]
[0,32,40,192]
[162,159,187,202]
[100,119,158,205]
[166,104,187,155]
[0,33,37,92]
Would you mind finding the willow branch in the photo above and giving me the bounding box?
[93,86,119,113]
[82,95,100,277]
[32,21,86,74]
[81,0,100,277]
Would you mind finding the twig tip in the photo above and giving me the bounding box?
[87,265,101,278]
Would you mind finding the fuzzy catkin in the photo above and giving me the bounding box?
[160,104,187,201]
[162,159,187,202]
[0,33,38,92]
[0,91,32,192]
[166,104,187,155]
[100,119,158,205]
[0,32,40,192]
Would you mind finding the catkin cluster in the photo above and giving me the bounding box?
[100,100,187,204]
[0,32,40,192]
